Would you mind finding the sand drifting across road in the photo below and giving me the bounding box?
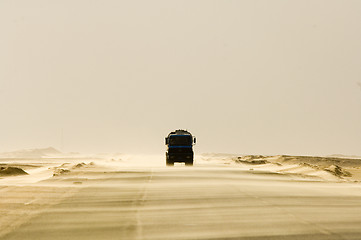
[0,159,108,239]
[1,153,361,239]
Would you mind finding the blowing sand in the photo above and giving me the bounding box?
[1,154,361,239]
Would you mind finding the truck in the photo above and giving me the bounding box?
[165,129,196,166]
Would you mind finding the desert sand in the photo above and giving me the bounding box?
[1,151,361,239]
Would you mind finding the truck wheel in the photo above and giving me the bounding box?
[166,156,174,166]
[185,161,193,166]
[166,154,173,166]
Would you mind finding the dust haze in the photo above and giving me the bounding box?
[1,0,361,156]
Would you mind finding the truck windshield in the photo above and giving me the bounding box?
[169,136,192,146]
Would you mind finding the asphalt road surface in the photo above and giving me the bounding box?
[2,161,361,240]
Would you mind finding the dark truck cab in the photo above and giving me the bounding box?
[165,130,196,166]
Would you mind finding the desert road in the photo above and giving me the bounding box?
[1,157,361,240]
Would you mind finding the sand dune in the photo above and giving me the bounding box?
[0,167,28,176]
[199,154,361,181]
[0,147,61,158]
[232,155,361,181]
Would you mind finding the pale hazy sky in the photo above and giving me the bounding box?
[1,0,361,155]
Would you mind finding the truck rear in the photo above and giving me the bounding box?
[165,130,196,166]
